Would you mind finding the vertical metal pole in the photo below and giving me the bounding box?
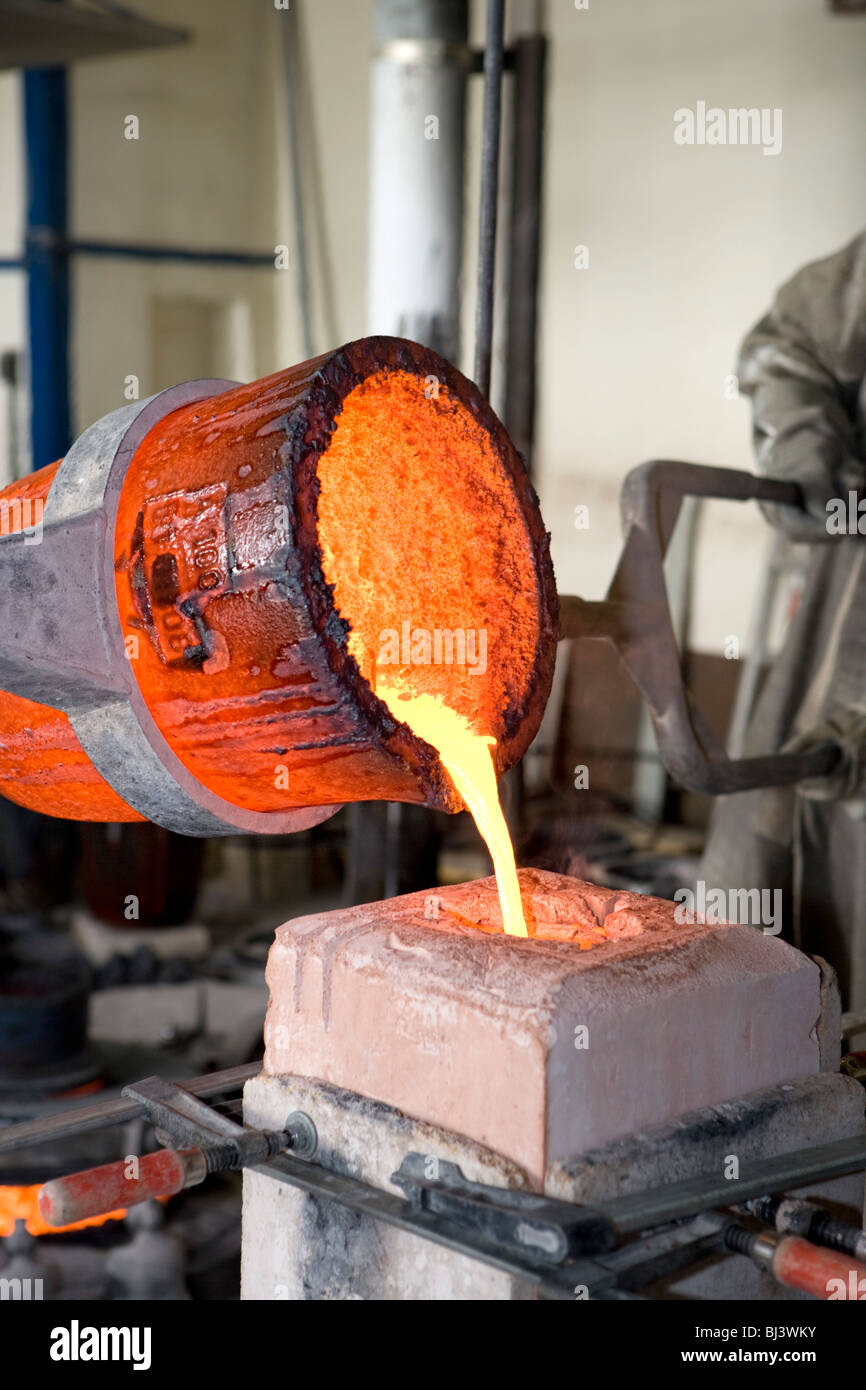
[473,0,505,398]
[23,68,71,471]
[503,32,546,476]
[500,14,546,840]
[726,532,796,759]
[631,497,700,825]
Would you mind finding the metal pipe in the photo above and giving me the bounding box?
[73,239,275,267]
[503,31,546,474]
[474,0,505,397]
[499,15,548,838]
[367,0,470,361]
[726,531,795,759]
[0,1063,260,1155]
[603,1132,866,1236]
[3,242,276,271]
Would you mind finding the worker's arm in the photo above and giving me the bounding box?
[738,231,866,540]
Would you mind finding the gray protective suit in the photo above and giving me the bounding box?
[700,232,866,1013]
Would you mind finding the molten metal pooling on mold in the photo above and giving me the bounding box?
[376,684,528,937]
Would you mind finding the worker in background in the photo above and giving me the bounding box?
[701,232,866,1018]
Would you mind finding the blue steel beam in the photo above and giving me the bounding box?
[24,66,70,470]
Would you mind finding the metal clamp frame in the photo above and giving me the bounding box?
[2,1062,863,1300]
[559,460,842,795]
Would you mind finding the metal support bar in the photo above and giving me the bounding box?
[503,32,546,475]
[0,1062,259,1154]
[1,242,276,270]
[599,1133,866,1235]
[257,1146,621,1296]
[73,239,275,267]
[473,0,505,397]
[559,460,843,794]
[256,1131,866,1296]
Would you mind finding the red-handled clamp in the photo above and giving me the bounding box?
[37,1074,317,1228]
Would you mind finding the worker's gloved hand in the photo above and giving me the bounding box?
[785,709,866,814]
[759,451,863,544]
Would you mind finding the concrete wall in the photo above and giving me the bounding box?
[0,0,865,654]
[70,0,281,427]
[538,0,866,659]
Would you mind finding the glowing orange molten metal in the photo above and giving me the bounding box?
[318,370,537,934]
[0,1184,125,1237]
[376,689,527,934]
[0,340,557,837]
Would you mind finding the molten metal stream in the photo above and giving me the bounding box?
[314,366,540,936]
[376,684,528,937]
